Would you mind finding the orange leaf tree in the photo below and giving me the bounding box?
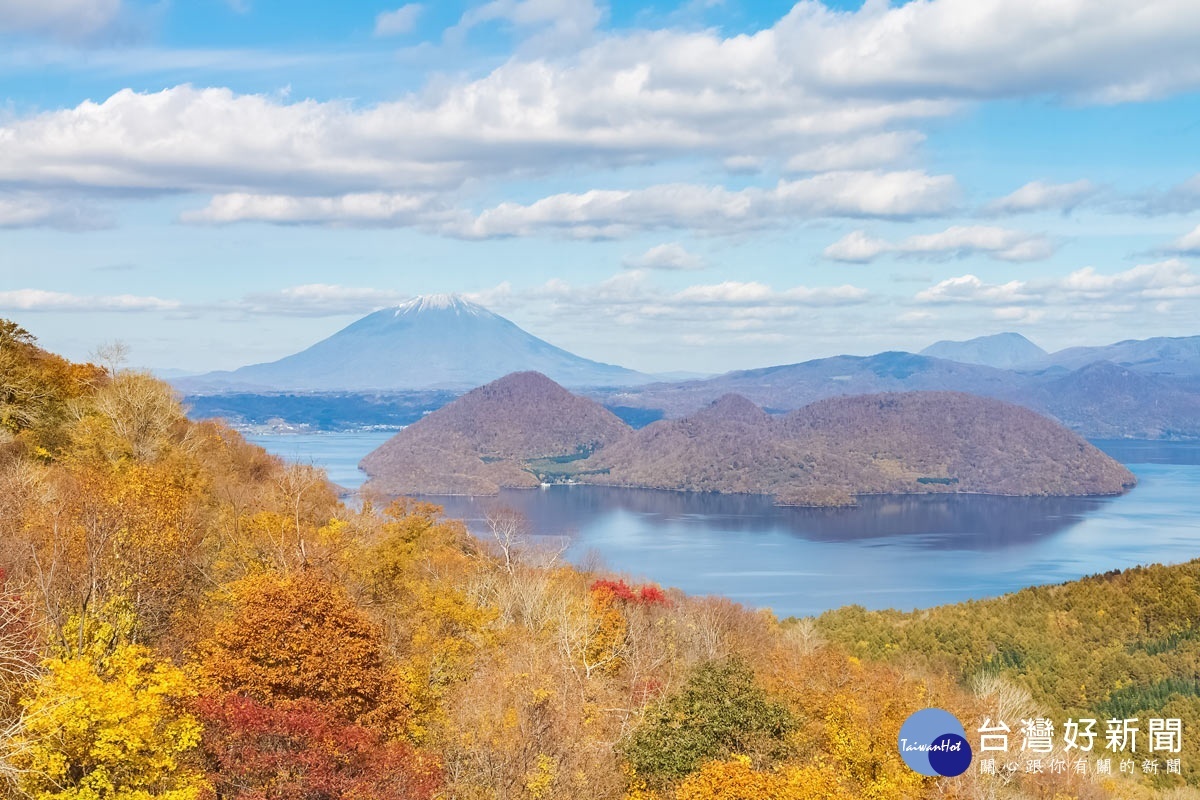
[197,569,411,734]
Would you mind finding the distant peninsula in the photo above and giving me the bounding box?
[360,372,1135,506]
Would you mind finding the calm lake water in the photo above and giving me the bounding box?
[247,432,1200,618]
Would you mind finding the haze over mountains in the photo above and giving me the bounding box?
[175,294,653,392]
[360,372,1134,506]
[920,332,1048,369]
[175,296,1200,440]
[599,336,1200,439]
[1040,336,1200,377]
[919,331,1200,376]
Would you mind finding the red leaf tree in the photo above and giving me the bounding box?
[196,694,441,800]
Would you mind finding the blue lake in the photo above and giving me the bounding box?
[247,432,1200,618]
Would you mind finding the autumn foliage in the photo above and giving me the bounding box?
[15,644,206,800]
[0,320,1193,800]
[195,695,439,800]
[197,570,410,731]
[590,579,671,607]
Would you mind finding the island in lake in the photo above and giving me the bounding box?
[360,371,1135,506]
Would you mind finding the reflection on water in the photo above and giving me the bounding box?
[425,465,1200,617]
[428,487,1108,551]
[247,432,1200,618]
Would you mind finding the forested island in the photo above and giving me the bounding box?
[361,371,1134,505]
[1,320,1192,799]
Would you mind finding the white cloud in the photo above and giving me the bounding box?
[4,0,1200,235]
[822,230,889,263]
[236,284,411,316]
[469,272,869,329]
[672,281,867,306]
[185,171,957,235]
[914,259,1200,307]
[825,225,1055,263]
[784,131,925,173]
[0,87,455,195]
[448,0,602,50]
[1058,259,1200,300]
[441,171,958,239]
[225,273,870,326]
[0,0,121,41]
[915,274,1033,306]
[181,192,446,226]
[374,4,422,37]
[982,179,1100,215]
[991,306,1045,324]
[1166,223,1200,254]
[0,44,329,76]
[0,289,179,312]
[1142,175,1200,214]
[0,73,954,202]
[622,243,707,271]
[0,192,112,230]
[783,0,1200,102]
[2,0,1198,198]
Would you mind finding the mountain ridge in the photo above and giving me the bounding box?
[1040,335,1200,376]
[171,306,1200,441]
[360,372,1135,506]
[594,348,1200,439]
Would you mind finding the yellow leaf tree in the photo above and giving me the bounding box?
[15,643,207,800]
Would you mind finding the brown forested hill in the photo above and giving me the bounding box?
[580,391,1135,506]
[778,392,1136,503]
[361,370,630,495]
[362,370,1135,505]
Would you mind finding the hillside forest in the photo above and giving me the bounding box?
[2,318,1199,800]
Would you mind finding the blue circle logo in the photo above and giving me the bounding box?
[898,708,972,777]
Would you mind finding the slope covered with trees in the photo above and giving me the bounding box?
[0,320,1192,800]
[363,373,1134,505]
[818,560,1200,787]
[583,391,1133,505]
[361,371,631,495]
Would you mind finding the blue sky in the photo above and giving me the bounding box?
[2,0,1200,375]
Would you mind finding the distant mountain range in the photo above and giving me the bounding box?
[1039,335,1200,377]
[920,331,1200,376]
[172,299,1200,440]
[595,349,1200,440]
[174,294,653,392]
[360,372,1134,506]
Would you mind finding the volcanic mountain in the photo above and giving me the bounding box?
[174,294,652,392]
